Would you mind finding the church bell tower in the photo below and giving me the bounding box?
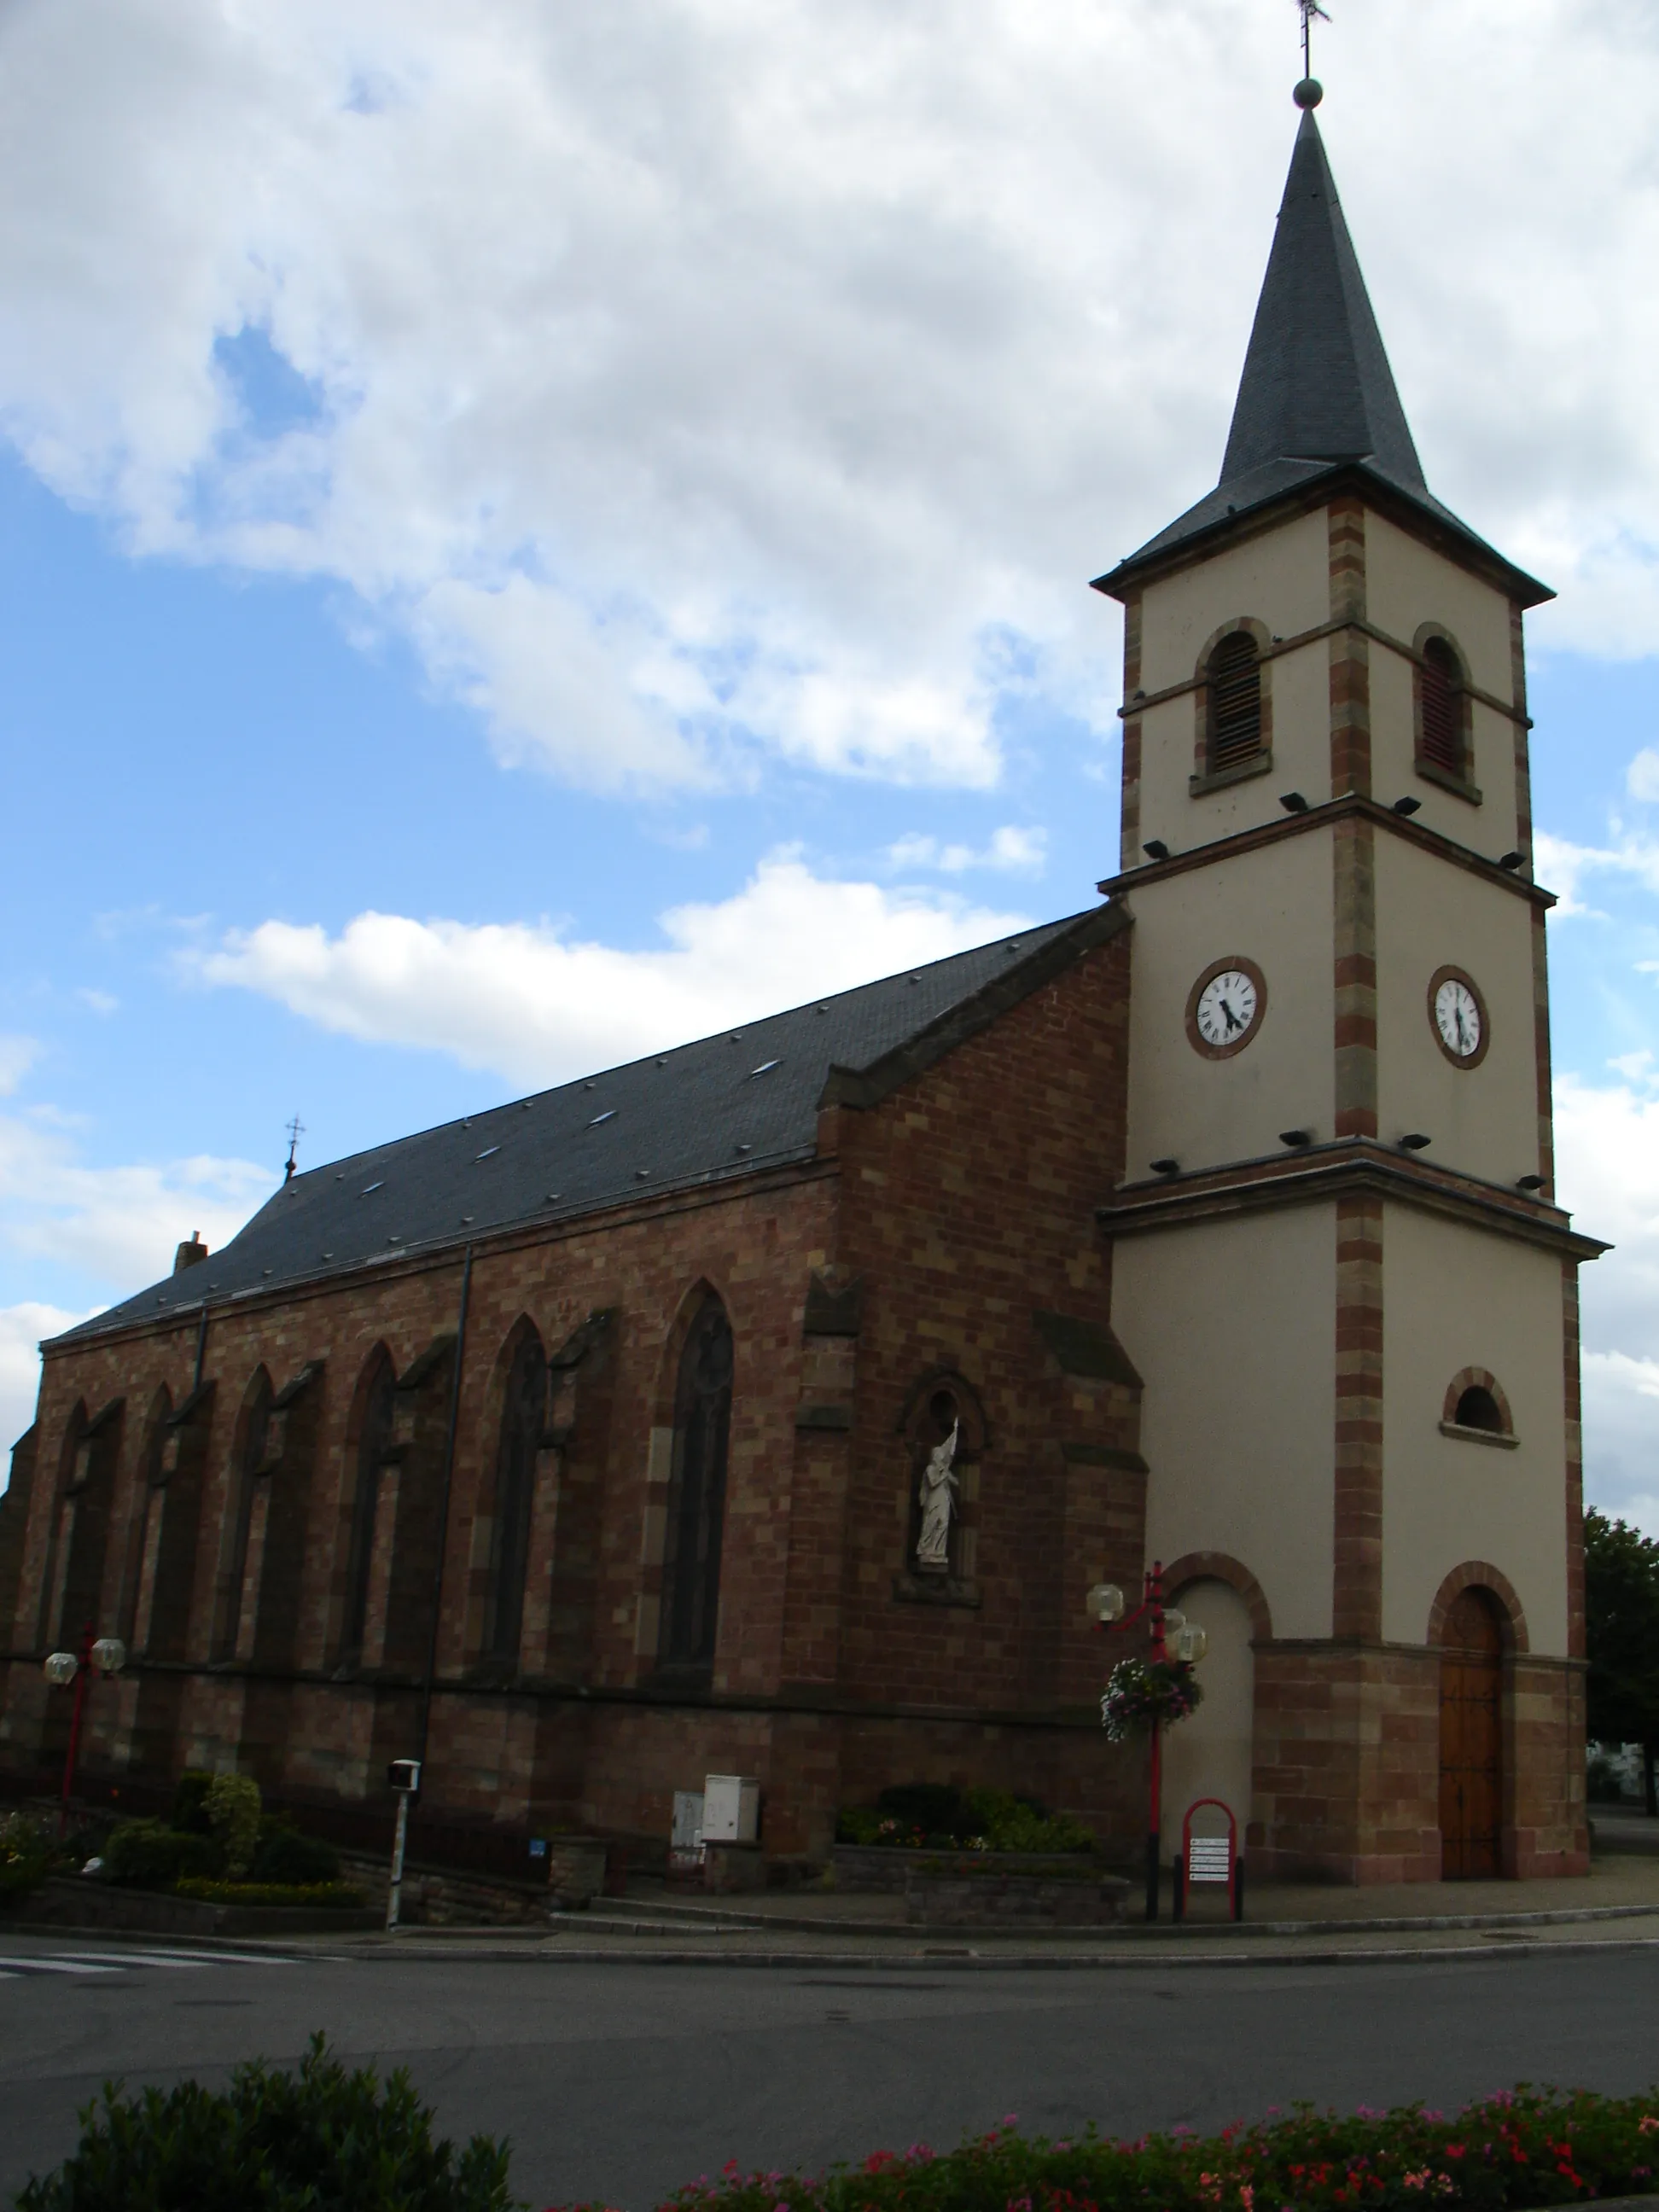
[1093,84,1602,1883]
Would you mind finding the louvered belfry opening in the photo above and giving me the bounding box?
[1419,637,1464,776]
[1206,630,1263,773]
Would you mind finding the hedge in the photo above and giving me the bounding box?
[573,2090,1659,2212]
[0,1810,55,1900]
[13,2033,516,2211]
[102,1817,222,1889]
[173,1877,365,1909]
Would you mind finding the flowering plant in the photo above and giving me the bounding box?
[1099,1656,1202,1739]
[550,2086,1659,2212]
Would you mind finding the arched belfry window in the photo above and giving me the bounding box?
[1418,637,1465,778]
[340,1353,396,1667]
[658,1297,733,1678]
[486,1331,547,1665]
[1205,630,1263,776]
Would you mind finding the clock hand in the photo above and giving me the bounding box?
[1220,998,1241,1033]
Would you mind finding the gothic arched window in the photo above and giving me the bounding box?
[486,1332,547,1665]
[216,1371,271,1660]
[1205,630,1263,775]
[1418,636,1465,778]
[340,1353,396,1667]
[658,1297,733,1677]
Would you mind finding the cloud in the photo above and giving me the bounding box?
[3,4,1659,794]
[1555,1070,1659,1529]
[0,1038,39,1097]
[1627,749,1659,804]
[887,825,1046,875]
[187,853,1035,1087]
[1534,827,1659,920]
[0,1302,96,1466]
[0,1114,272,1299]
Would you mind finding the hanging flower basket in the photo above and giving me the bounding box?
[1099,1656,1203,1741]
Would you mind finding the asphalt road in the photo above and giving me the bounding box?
[3,1936,1659,2209]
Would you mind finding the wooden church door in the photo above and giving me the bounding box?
[1439,1587,1504,1878]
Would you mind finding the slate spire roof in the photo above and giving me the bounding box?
[1097,104,1550,604]
[1219,108,1424,496]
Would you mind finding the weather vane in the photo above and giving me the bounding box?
[283,1113,306,1182]
[1296,0,1330,104]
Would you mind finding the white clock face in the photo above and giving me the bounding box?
[1435,977,1482,1059]
[1195,969,1260,1051]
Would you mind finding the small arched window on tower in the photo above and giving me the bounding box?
[1454,1384,1502,1434]
[1417,637,1467,782]
[1205,630,1264,777]
[1440,1367,1517,1448]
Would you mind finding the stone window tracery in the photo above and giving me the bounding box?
[657,1295,732,1679]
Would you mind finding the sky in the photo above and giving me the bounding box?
[1,0,1656,1525]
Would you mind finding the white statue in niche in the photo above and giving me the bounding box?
[914,1420,960,1573]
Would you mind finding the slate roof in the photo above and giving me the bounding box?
[60,905,1121,1347]
[1097,109,1551,605]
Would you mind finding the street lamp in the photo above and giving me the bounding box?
[41,1625,125,1835]
[1089,1561,1205,1921]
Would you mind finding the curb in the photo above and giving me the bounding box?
[329,1930,1659,1971]
[573,1897,1659,1941]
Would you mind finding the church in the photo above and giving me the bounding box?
[0,86,1599,1885]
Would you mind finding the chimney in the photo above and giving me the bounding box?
[173,1231,209,1275]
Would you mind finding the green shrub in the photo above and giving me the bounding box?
[839,1787,1095,1854]
[13,2032,516,2211]
[174,1878,365,1909]
[172,1768,216,1836]
[206,1772,262,1878]
[253,1824,341,1886]
[103,1818,221,1889]
[574,2089,1659,2212]
[0,1810,55,1899]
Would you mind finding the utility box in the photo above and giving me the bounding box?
[701,1774,760,1844]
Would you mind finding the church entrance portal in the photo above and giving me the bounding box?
[1439,1586,1504,1878]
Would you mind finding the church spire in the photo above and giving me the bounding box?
[1096,89,1549,606]
[1218,95,1425,498]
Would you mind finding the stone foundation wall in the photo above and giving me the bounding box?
[1252,1638,1587,1883]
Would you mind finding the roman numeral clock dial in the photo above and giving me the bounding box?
[1185,957,1267,1060]
[1429,966,1490,1068]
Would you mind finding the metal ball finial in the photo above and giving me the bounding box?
[1294,76,1323,108]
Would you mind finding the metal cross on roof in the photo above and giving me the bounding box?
[283,1113,306,1182]
[1299,0,1330,83]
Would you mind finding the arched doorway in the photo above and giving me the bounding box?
[1160,1577,1254,1844]
[1439,1586,1504,1878]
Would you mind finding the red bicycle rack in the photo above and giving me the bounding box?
[1173,1796,1244,1921]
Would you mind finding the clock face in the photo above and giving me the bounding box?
[1429,967,1489,1068]
[1186,958,1266,1059]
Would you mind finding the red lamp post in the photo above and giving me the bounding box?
[42,1624,125,1836]
[1089,1562,1206,1923]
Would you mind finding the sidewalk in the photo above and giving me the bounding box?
[293,1848,1659,1970]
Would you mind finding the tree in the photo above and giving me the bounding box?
[1584,1509,1659,1815]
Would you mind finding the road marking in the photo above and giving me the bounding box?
[51,1951,215,1970]
[0,1955,121,1975]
